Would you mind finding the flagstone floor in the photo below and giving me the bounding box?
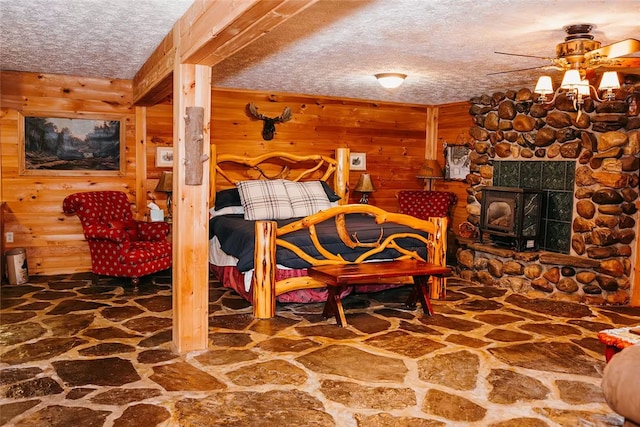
[1,271,639,427]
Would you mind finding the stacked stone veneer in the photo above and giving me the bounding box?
[457,85,639,305]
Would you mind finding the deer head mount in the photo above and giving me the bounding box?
[246,102,292,140]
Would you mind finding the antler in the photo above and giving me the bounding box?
[277,107,292,123]
[246,102,266,120]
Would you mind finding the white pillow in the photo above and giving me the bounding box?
[236,179,294,220]
[209,205,244,218]
[283,180,332,217]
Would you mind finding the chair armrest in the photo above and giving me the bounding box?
[137,221,171,241]
[83,224,129,243]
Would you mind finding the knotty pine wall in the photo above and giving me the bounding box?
[210,88,431,209]
[1,71,136,275]
[2,71,471,276]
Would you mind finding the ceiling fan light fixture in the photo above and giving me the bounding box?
[375,73,407,89]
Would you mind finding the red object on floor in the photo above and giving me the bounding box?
[597,327,640,362]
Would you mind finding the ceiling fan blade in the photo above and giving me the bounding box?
[590,57,640,75]
[487,65,547,76]
[494,51,553,60]
[585,38,640,60]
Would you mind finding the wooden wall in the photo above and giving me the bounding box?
[207,89,432,211]
[2,70,471,276]
[432,102,474,234]
[1,71,136,275]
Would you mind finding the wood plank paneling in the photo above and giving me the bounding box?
[208,89,430,212]
[1,71,136,276]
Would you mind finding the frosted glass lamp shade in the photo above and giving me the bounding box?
[534,76,554,95]
[560,70,581,89]
[375,73,407,89]
[598,71,620,90]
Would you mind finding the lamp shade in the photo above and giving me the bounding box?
[416,159,443,178]
[154,171,173,193]
[534,76,554,95]
[577,79,590,96]
[560,69,581,89]
[375,73,407,89]
[354,173,376,193]
[598,71,620,90]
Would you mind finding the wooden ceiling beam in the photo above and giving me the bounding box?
[179,0,319,66]
[132,27,177,106]
[132,0,319,106]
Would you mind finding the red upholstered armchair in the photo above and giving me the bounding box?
[397,190,457,220]
[63,191,172,286]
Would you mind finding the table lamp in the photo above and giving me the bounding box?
[154,171,173,223]
[416,159,443,191]
[354,173,375,204]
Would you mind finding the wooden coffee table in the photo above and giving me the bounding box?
[308,259,450,327]
[597,326,640,362]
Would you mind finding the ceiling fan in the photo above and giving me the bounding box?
[492,24,640,76]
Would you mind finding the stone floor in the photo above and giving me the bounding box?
[1,272,639,427]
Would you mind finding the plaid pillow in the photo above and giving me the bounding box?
[237,179,294,220]
[283,180,332,217]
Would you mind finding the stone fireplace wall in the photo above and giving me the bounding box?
[457,85,639,305]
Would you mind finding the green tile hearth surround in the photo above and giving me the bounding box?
[1,273,638,426]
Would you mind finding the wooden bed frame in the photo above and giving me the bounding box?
[210,146,448,318]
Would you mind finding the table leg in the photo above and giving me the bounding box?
[409,275,433,316]
[323,286,347,327]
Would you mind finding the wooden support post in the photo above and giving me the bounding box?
[425,106,439,160]
[171,62,211,353]
[428,216,448,299]
[253,220,277,318]
[134,107,147,220]
[335,147,349,205]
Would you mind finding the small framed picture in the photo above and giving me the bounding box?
[155,147,174,168]
[445,145,470,180]
[349,152,366,171]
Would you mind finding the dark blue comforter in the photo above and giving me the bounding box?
[209,213,429,272]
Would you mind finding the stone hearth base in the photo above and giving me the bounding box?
[455,240,630,305]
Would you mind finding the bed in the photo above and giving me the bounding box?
[208,146,448,318]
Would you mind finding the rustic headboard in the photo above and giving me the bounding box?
[209,146,350,207]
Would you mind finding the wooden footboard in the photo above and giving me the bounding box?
[253,205,447,318]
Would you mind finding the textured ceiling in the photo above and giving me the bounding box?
[0,0,193,80]
[1,0,639,105]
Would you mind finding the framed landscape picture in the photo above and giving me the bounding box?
[19,113,125,176]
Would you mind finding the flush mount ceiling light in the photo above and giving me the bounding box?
[375,73,407,89]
